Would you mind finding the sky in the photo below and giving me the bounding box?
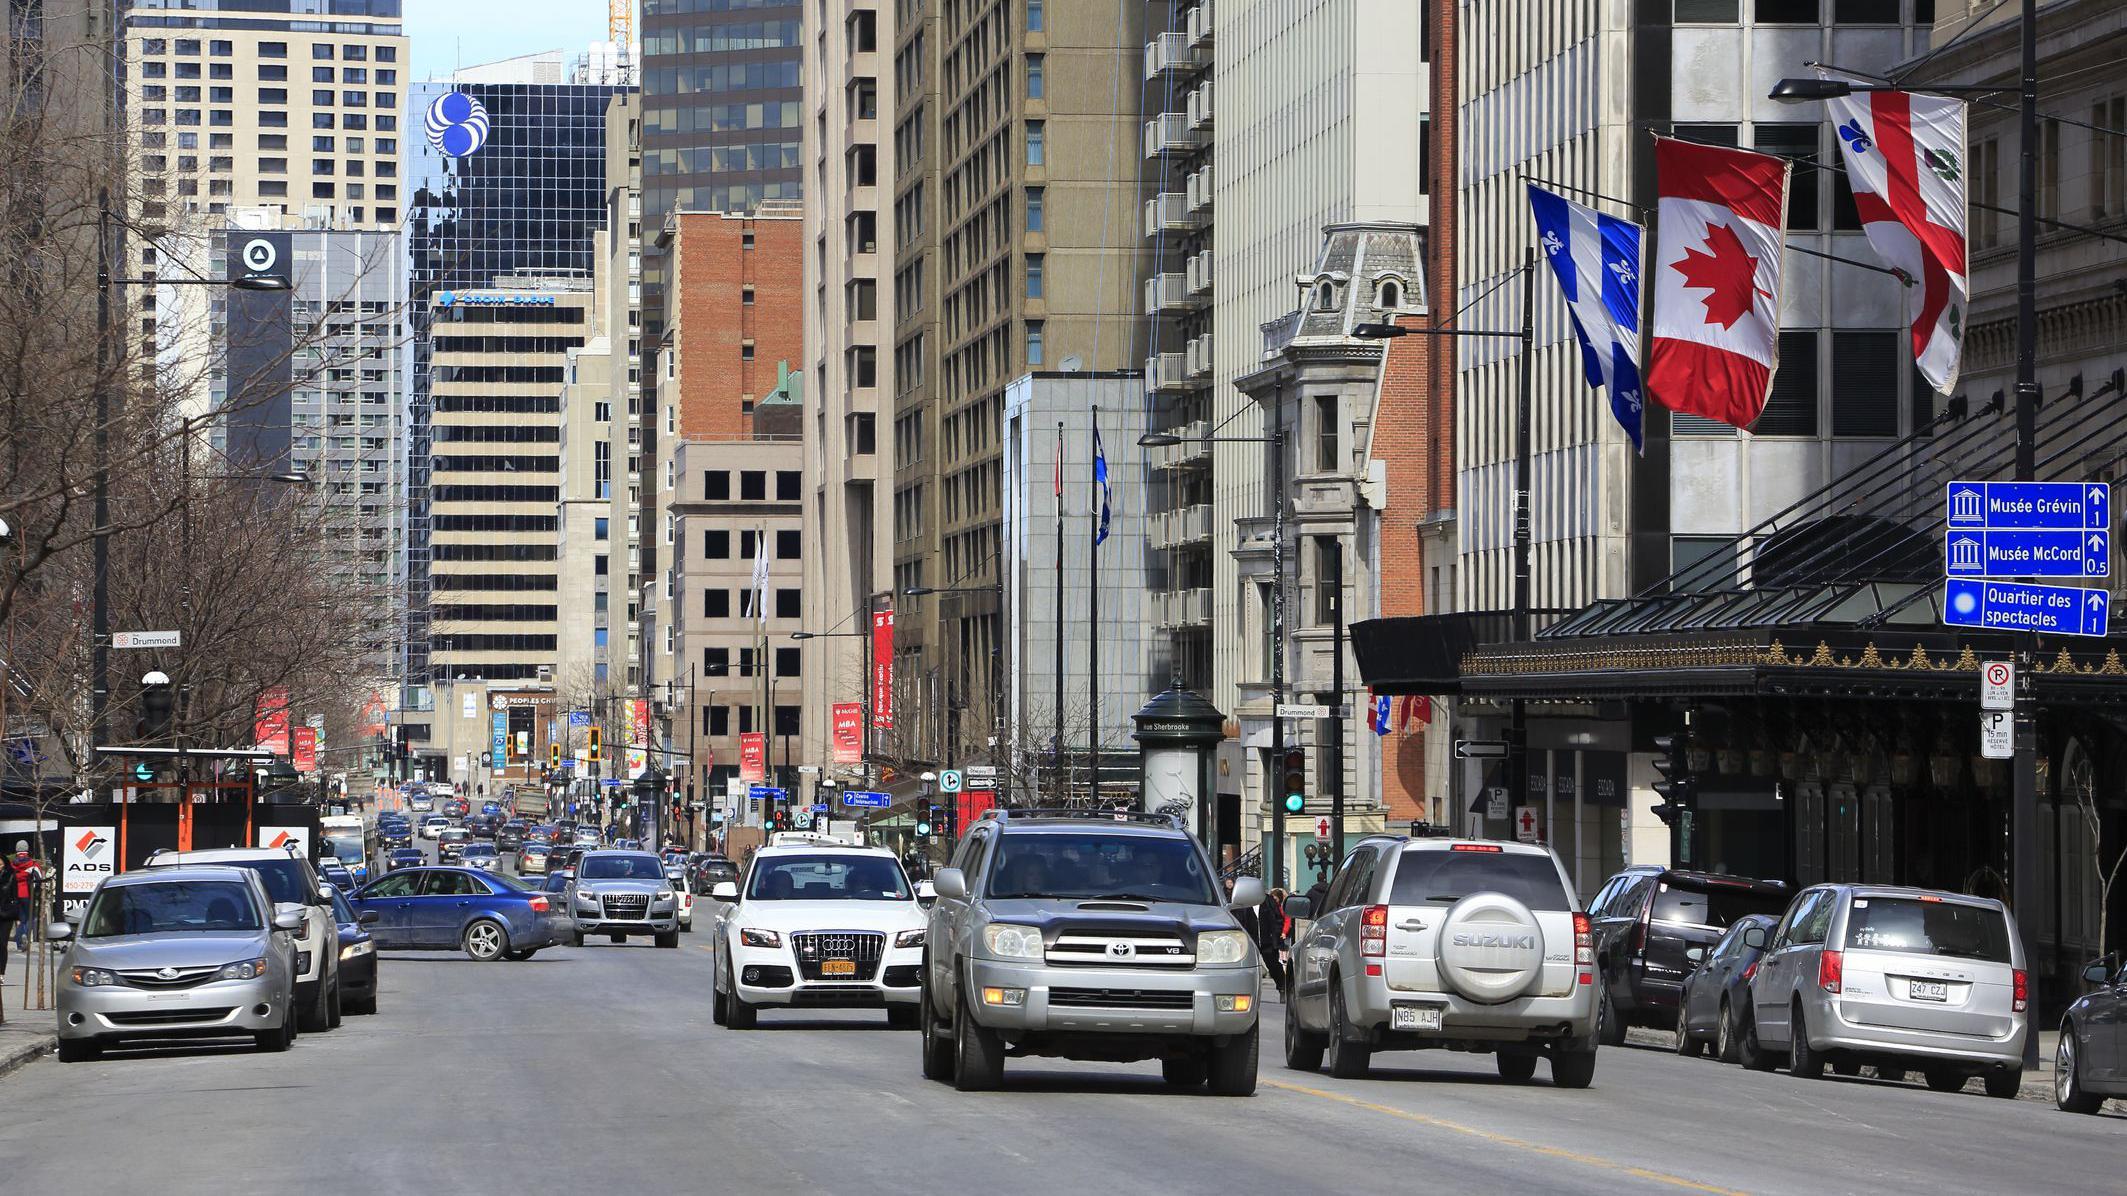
[406,0,604,83]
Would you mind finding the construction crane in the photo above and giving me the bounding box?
[606,0,635,85]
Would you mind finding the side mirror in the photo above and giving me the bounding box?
[916,879,937,904]
[933,867,969,901]
[1741,926,1769,951]
[1229,876,1266,909]
[2082,957,2115,987]
[272,909,306,932]
[1281,896,1313,921]
[1685,946,1706,964]
[709,881,738,901]
[46,922,73,942]
[358,910,380,926]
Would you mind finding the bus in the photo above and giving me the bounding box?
[318,814,375,885]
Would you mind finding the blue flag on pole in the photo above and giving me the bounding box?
[1527,183,1646,452]
[1092,424,1111,547]
[1370,693,1392,736]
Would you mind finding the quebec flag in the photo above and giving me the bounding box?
[1527,183,1647,452]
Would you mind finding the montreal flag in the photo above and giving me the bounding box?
[1647,137,1791,430]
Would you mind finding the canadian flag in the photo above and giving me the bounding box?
[1817,70,1968,393]
[1647,137,1792,430]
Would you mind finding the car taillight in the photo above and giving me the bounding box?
[529,896,549,913]
[2012,968,2028,1013]
[1631,920,1646,958]
[1360,905,1387,957]
[1574,912,1593,981]
[1818,949,1843,994]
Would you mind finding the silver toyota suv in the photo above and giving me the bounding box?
[1286,835,1598,1087]
[918,809,1266,1095]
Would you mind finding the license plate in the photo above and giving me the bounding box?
[1391,1004,1443,1032]
[822,959,857,977]
[1909,980,1949,1001]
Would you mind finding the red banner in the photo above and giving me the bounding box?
[832,702,862,764]
[291,726,318,773]
[254,686,291,755]
[956,790,997,838]
[871,609,894,730]
[739,732,766,782]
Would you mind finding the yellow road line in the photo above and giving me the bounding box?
[1262,1078,1745,1195]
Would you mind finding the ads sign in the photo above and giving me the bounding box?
[258,826,311,856]
[63,825,116,894]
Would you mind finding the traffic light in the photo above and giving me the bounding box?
[1651,729,1694,828]
[1280,749,1307,815]
[587,726,602,762]
[549,742,561,769]
[136,674,175,743]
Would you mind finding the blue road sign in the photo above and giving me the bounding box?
[568,711,590,728]
[842,790,891,809]
[747,785,787,801]
[811,803,829,813]
[1945,529,2109,579]
[1944,578,2110,637]
[1946,481,2109,531]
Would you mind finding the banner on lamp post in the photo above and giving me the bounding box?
[627,698,651,778]
[832,702,862,764]
[254,687,291,755]
[740,732,767,783]
[871,610,894,731]
[291,726,318,773]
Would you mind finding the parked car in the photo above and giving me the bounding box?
[324,883,380,1015]
[2056,954,2127,1113]
[438,827,472,863]
[519,842,555,876]
[569,851,681,947]
[919,809,1264,1095]
[52,865,302,1060]
[1740,884,2026,1097]
[1674,913,1779,1061]
[1586,866,1790,1043]
[1287,836,1596,1088]
[351,866,564,961]
[384,847,424,874]
[143,846,343,1034]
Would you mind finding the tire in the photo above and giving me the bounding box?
[887,1003,920,1030]
[1597,988,1627,1047]
[725,959,758,1030]
[1323,979,1371,1080]
[1162,1056,1208,1088]
[1283,998,1326,1072]
[1674,1020,1703,1058]
[1738,1003,1777,1072]
[57,1037,102,1063]
[1497,1052,1539,1083]
[1984,1068,2022,1100]
[1787,1002,1824,1079]
[2057,1030,2105,1114]
[502,948,538,961]
[952,983,1005,1091]
[254,1015,293,1054]
[346,988,378,1016]
[655,930,680,949]
[1206,1023,1260,1097]
[462,919,508,962]
[570,931,585,948]
[1716,1001,1740,1064]
[1551,1046,1597,1089]
[1923,1068,1966,1093]
[711,974,729,1026]
[299,979,332,1033]
[919,975,953,1081]
[326,981,343,1030]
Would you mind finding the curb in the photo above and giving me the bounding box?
[0,1031,55,1079]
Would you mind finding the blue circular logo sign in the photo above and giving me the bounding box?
[424,91,490,158]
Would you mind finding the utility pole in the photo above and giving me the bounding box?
[1268,393,1287,890]
[2008,0,2042,1070]
[1509,247,1536,835]
[1327,538,1345,862]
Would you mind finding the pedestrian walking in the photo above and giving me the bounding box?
[1257,886,1290,991]
[12,843,43,952]
[0,849,20,983]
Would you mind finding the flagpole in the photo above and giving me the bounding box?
[1054,420,1066,803]
[1088,406,1101,803]
[1510,247,1535,841]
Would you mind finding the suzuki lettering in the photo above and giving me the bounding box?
[1452,933,1537,950]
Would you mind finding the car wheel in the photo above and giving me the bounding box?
[1323,978,1371,1080]
[1983,1068,2022,1099]
[725,959,758,1030]
[711,968,729,1026]
[502,948,538,961]
[1597,988,1626,1047]
[327,981,343,1029]
[1923,1068,1966,1093]
[462,919,508,962]
[1283,996,1326,1072]
[254,1015,293,1054]
[952,981,1005,1091]
[346,988,378,1016]
[1162,1055,1208,1088]
[1716,1000,1739,1063]
[919,974,953,1081]
[1674,1019,1702,1058]
[1738,1002,1777,1072]
[1206,1022,1260,1097]
[570,931,585,948]
[299,979,332,1033]
[1497,1052,1538,1083]
[1551,1045,1598,1089]
[1787,1002,1824,1079]
[2057,1030,2105,1113]
[57,1037,102,1063]
[655,930,680,949]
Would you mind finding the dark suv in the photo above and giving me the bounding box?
[1586,865,1789,1043]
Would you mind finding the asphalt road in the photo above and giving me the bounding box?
[2,910,2123,1196]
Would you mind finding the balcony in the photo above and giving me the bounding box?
[1152,502,1214,549]
[1148,419,1208,472]
[1143,112,1202,159]
[1144,191,1195,237]
[1145,351,1190,394]
[1187,81,1213,132]
[1185,332,1215,379]
[1188,0,1215,48]
[1144,31,1202,80]
[1156,587,1213,630]
[1186,163,1215,216]
[1186,250,1213,296]
[1144,271,1189,316]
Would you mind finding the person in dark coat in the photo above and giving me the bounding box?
[0,851,19,982]
[1256,887,1289,991]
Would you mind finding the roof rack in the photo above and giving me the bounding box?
[978,807,1185,830]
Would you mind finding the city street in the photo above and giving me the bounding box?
[2,928,2121,1194]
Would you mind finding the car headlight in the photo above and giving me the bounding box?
[575,887,597,901]
[655,890,674,901]
[70,967,117,987]
[738,928,781,948]
[895,928,926,949]
[1196,929,1250,966]
[981,924,1043,960]
[339,941,375,960]
[217,957,271,980]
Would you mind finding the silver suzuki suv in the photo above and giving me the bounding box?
[918,809,1266,1096]
[1286,835,1598,1087]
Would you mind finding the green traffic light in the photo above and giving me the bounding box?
[916,821,932,837]
[1283,793,1304,813]
[133,763,154,782]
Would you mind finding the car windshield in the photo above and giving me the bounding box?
[984,833,1220,904]
[223,858,315,906]
[579,853,666,881]
[1386,849,1574,912]
[328,887,357,924]
[1845,897,2013,963]
[745,855,910,901]
[84,881,260,937]
[324,836,365,863]
[1651,882,1788,930]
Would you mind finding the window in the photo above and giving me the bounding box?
[740,471,767,500]
[314,66,334,82]
[377,46,396,63]
[741,342,755,361]
[775,589,801,620]
[260,65,286,81]
[704,471,731,500]
[595,517,610,541]
[776,470,801,500]
[1314,394,1339,472]
[1027,0,1044,31]
[1026,54,1044,99]
[1670,536,1739,590]
[705,589,730,618]
[313,43,335,59]
[1025,255,1043,299]
[2038,117,2061,220]
[775,647,801,677]
[1832,0,1899,20]
[2094,98,2126,220]
[1026,322,1044,366]
[1313,536,1342,624]
[1378,280,1401,308]
[1026,187,1044,232]
[1972,137,2002,249]
[1753,123,1820,230]
[742,284,756,306]
[1831,330,1900,437]
[260,41,286,58]
[776,529,801,558]
[258,88,286,104]
[704,647,730,677]
[1749,330,1819,436]
[1754,0,1818,20]
[1673,0,1739,19]
[704,528,730,558]
[1025,121,1045,166]
[742,230,755,249]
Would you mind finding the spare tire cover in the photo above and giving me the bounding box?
[1436,892,1546,1004]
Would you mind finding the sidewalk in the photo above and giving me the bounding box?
[0,959,57,1077]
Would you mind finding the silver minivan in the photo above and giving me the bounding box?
[1740,884,2026,1096]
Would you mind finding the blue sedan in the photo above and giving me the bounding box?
[350,866,564,961]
